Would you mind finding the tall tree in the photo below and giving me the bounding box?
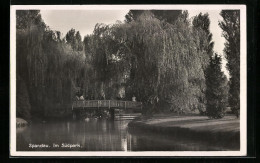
[17,10,90,119]
[125,10,143,23]
[205,54,229,119]
[192,13,214,67]
[192,13,215,114]
[65,28,76,50]
[75,31,83,51]
[120,11,209,113]
[16,10,45,30]
[125,10,182,24]
[219,10,240,117]
[16,10,46,120]
[193,13,210,34]
[65,28,83,51]
[83,23,127,100]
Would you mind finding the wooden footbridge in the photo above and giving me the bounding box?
[72,100,142,120]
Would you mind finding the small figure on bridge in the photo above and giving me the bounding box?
[79,95,85,101]
[132,95,136,102]
[75,95,80,101]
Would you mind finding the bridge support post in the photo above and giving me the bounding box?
[110,108,115,120]
[72,109,80,120]
[72,111,77,120]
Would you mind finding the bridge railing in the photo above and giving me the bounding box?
[72,100,142,110]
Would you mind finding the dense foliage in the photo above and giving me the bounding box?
[83,23,127,100]
[192,13,215,115]
[16,10,234,120]
[192,13,214,60]
[65,29,83,51]
[205,54,229,119]
[219,10,240,117]
[16,10,89,119]
[84,11,210,114]
[125,10,182,24]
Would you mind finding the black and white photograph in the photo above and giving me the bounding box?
[10,5,247,156]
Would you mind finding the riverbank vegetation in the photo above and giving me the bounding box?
[16,10,240,121]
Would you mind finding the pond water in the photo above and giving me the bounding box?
[16,119,237,151]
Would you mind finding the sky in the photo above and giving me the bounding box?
[40,10,127,38]
[40,10,228,77]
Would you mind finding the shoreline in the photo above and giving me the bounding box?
[128,114,240,150]
[16,118,28,128]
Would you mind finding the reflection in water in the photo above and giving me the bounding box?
[17,120,238,151]
[17,120,129,151]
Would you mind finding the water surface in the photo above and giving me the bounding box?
[17,119,238,151]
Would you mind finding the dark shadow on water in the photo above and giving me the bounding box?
[127,126,240,151]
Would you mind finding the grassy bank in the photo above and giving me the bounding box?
[128,114,240,150]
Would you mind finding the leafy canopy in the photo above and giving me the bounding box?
[219,10,240,115]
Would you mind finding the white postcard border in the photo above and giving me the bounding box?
[10,5,247,157]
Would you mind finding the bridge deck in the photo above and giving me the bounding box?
[72,100,142,110]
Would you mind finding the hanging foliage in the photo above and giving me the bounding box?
[16,10,91,118]
[16,10,213,119]
[85,11,210,113]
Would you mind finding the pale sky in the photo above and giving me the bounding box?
[40,10,127,38]
[40,10,228,77]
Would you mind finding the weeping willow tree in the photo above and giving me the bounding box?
[84,22,131,100]
[120,11,210,113]
[16,10,45,119]
[84,11,210,113]
[16,10,92,119]
[17,10,212,119]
